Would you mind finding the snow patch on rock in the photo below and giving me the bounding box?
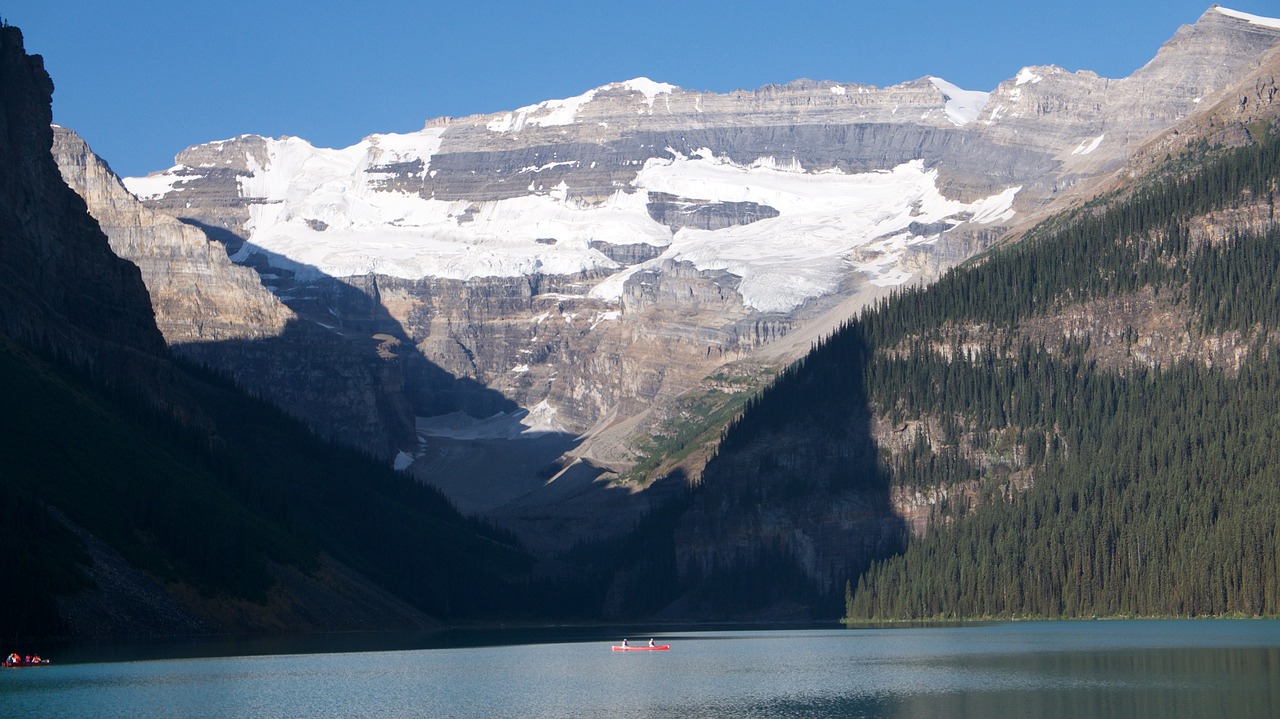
[415,401,569,440]
[1071,134,1105,156]
[929,77,990,127]
[591,151,1018,312]
[486,78,678,132]
[1015,67,1043,85]
[1214,6,1280,30]
[124,168,206,200]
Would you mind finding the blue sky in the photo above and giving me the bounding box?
[6,1,1277,178]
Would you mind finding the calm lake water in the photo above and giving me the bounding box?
[2,621,1278,718]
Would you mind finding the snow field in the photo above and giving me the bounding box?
[124,75,1030,313]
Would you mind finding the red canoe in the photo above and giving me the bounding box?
[2,659,49,668]
[611,644,670,651]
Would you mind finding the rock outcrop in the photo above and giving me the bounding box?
[0,26,164,367]
[52,126,294,345]
[52,128,430,460]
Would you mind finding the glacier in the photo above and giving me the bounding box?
[125,125,1018,314]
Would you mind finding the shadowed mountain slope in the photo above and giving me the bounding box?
[0,24,532,644]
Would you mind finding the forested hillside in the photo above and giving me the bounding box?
[844,123,1280,618]
[604,121,1280,621]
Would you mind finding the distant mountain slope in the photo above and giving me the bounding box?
[0,24,531,643]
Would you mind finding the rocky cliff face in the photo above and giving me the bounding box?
[51,126,295,345]
[0,24,498,637]
[977,7,1280,193]
[75,7,1280,546]
[51,127,422,460]
[0,26,164,369]
[0,26,220,449]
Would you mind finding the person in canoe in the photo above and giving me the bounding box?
[3,653,48,667]
[621,638,629,648]
[648,638,655,647]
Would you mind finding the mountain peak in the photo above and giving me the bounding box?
[613,77,678,99]
[484,77,680,133]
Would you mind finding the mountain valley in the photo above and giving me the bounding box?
[3,5,1279,636]
[69,7,1280,557]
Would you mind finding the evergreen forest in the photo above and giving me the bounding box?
[839,123,1280,618]
[683,122,1280,620]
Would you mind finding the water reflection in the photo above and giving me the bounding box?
[883,645,1280,719]
[2,621,1277,719]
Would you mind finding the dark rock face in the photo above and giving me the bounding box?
[0,26,164,364]
[589,239,666,265]
[646,192,780,231]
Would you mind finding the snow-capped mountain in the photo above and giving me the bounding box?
[129,133,1017,313]
[82,6,1280,548]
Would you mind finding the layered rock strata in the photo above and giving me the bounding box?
[53,128,417,459]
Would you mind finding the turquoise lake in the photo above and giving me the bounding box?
[2,620,1277,717]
